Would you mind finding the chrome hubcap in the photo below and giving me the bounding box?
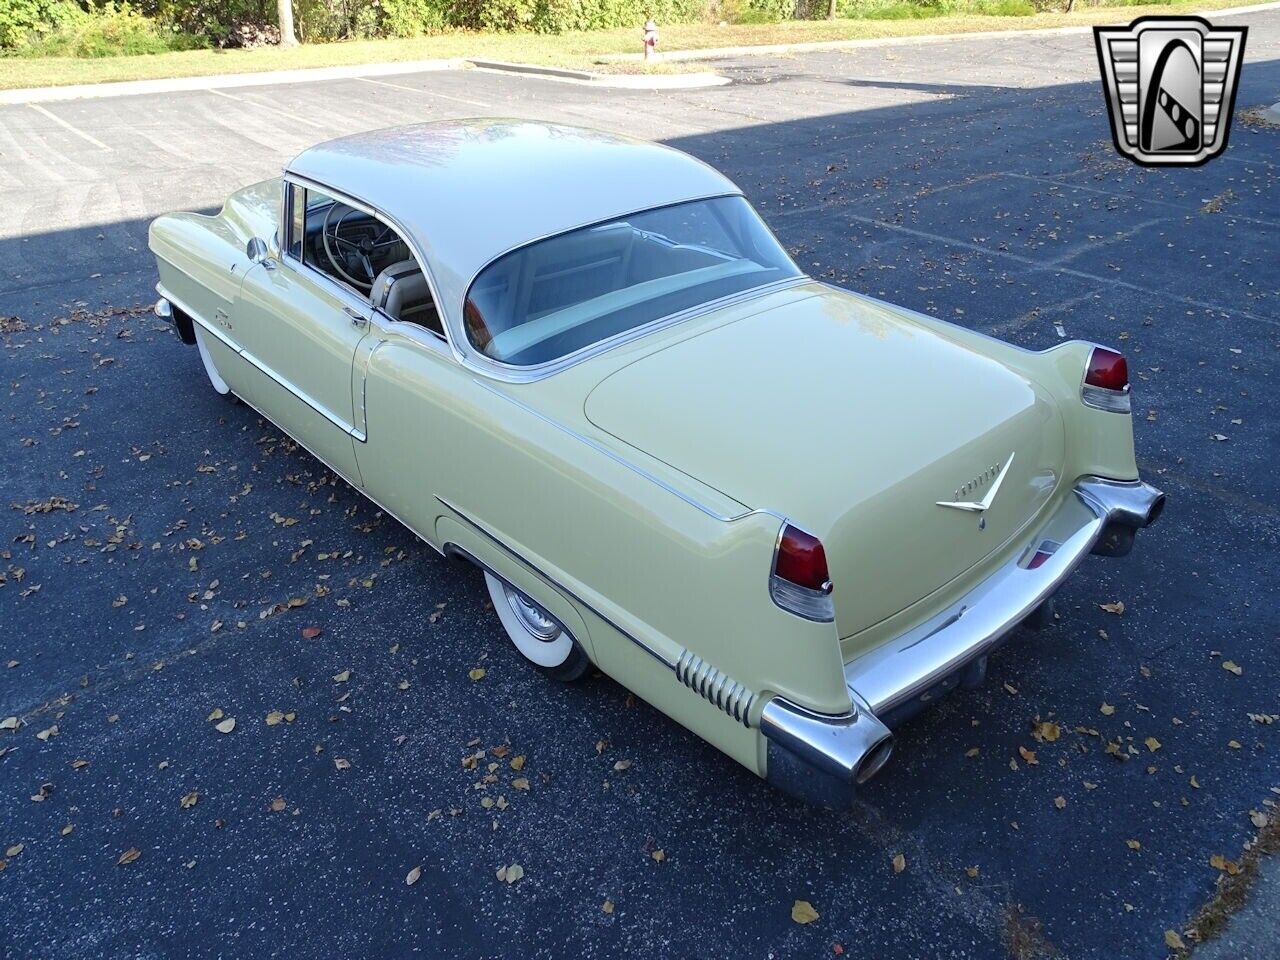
[503,585,561,642]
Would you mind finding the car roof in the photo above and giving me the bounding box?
[285,119,741,333]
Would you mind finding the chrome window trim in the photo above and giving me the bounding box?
[455,193,807,383]
[460,276,812,384]
[279,173,459,358]
[157,282,367,442]
[278,178,812,383]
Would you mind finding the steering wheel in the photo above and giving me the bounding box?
[320,203,401,291]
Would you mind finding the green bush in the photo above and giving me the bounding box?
[970,0,1036,15]
[0,0,85,49]
[10,3,207,56]
[378,0,446,36]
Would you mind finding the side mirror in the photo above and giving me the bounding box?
[246,237,275,268]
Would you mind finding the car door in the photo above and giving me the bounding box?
[232,180,375,485]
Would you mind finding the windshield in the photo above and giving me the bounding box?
[463,196,800,367]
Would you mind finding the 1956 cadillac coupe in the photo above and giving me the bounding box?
[150,120,1164,806]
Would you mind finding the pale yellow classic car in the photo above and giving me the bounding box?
[149,119,1163,806]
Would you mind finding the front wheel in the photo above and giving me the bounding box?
[484,572,590,682]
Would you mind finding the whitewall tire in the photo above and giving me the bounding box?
[193,325,232,396]
[484,571,590,682]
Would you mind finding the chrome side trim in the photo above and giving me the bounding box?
[158,282,367,443]
[435,495,675,669]
[472,379,785,526]
[674,649,757,726]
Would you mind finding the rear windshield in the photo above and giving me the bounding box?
[463,196,800,367]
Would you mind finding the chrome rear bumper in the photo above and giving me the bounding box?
[760,477,1164,808]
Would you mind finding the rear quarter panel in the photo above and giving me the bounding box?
[357,331,853,774]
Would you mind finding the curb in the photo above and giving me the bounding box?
[0,57,464,105]
[466,58,728,87]
[598,0,1280,62]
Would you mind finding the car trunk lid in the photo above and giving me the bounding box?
[583,285,1066,637]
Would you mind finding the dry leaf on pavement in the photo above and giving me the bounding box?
[791,900,819,924]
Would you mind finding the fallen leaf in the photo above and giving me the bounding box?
[1145,737,1162,752]
[1018,746,1039,765]
[179,791,198,809]
[270,797,286,812]
[1100,703,1115,716]
[1099,601,1125,615]
[117,847,141,865]
[301,626,322,640]
[5,843,22,857]
[1228,740,1242,750]
[333,670,350,683]
[791,899,820,924]
[215,718,236,734]
[334,758,351,770]
[1126,839,1141,851]
[512,777,530,791]
[651,849,666,863]
[1164,930,1186,950]
[965,866,979,878]
[207,708,223,721]
[496,863,524,883]
[613,760,632,772]
[1222,660,1243,676]
[892,853,906,874]
[1250,810,1268,829]
[36,725,58,741]
[510,755,526,771]
[0,716,18,731]
[1054,796,1066,810]
[602,899,614,914]
[60,824,73,837]
[1033,721,1061,742]
[468,668,486,681]
[406,865,422,886]
[964,746,980,758]
[265,711,285,726]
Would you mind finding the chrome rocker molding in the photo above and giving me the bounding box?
[761,476,1164,808]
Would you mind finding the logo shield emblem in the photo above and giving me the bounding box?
[1094,16,1247,167]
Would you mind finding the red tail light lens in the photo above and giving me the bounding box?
[1082,346,1131,413]
[775,525,830,590]
[1085,347,1128,391]
[769,524,834,622]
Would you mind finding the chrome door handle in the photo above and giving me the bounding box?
[343,307,368,328]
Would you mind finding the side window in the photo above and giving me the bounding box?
[284,181,441,336]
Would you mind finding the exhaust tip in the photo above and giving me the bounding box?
[1145,492,1166,527]
[855,735,894,785]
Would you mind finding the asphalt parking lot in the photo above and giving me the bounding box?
[1,12,1278,959]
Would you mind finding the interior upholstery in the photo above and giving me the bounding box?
[371,260,442,336]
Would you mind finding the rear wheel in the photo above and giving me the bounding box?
[484,572,590,682]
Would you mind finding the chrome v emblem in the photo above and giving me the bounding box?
[936,453,1015,513]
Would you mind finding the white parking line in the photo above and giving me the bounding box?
[27,103,110,150]
[356,76,491,109]
[208,88,325,129]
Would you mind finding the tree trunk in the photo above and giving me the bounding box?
[277,0,298,46]
[827,0,837,18]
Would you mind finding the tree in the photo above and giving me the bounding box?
[277,0,297,45]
